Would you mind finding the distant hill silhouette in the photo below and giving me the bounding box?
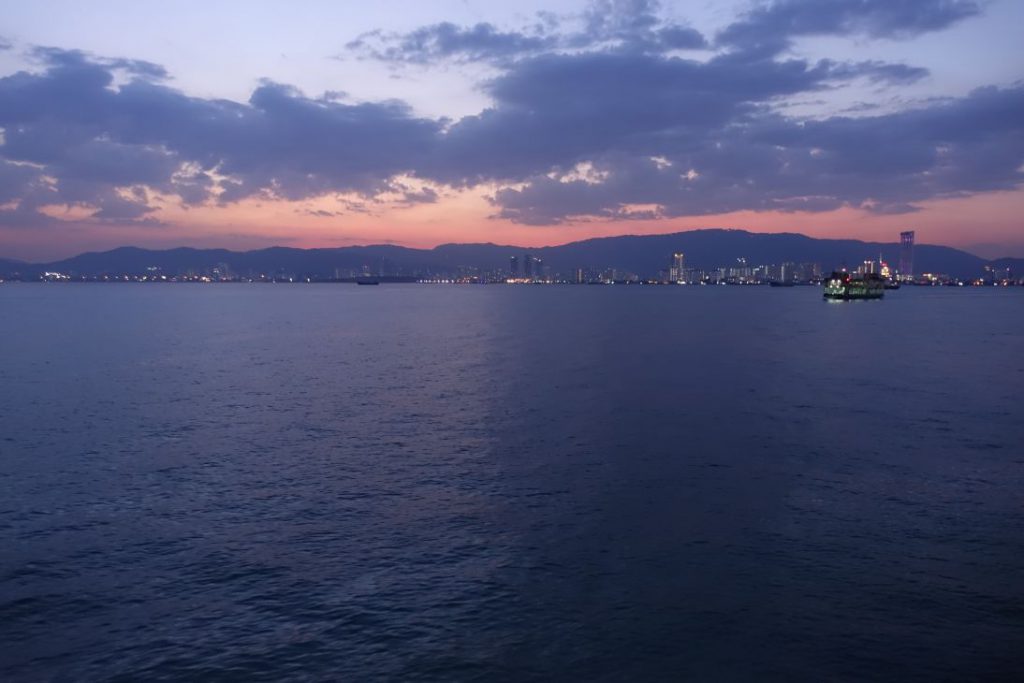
[1,230,1021,279]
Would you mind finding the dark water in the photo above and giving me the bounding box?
[1,283,1022,681]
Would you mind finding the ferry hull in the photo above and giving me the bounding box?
[824,272,885,300]
[824,289,884,300]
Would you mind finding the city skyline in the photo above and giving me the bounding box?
[2,0,1023,261]
[4,4,1023,678]
[4,227,1018,285]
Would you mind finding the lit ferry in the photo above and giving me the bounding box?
[824,271,885,300]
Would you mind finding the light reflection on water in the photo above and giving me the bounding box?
[1,284,1022,680]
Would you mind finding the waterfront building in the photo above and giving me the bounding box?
[858,259,880,275]
[669,252,685,282]
[899,231,915,280]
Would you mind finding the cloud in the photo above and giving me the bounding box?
[347,0,977,68]
[0,160,44,204]
[427,48,933,187]
[0,206,61,228]
[828,60,930,85]
[88,192,159,221]
[492,84,1024,223]
[0,51,443,223]
[347,23,557,65]
[346,0,707,65]
[30,45,169,80]
[717,0,983,55]
[574,0,708,52]
[398,186,439,205]
[0,24,1020,233]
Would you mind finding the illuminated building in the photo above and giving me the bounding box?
[858,259,879,275]
[899,231,915,279]
[669,252,685,282]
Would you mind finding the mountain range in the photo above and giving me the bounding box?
[1,230,1020,280]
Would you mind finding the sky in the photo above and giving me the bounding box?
[1,0,1022,261]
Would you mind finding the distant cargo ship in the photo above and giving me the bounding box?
[824,272,885,300]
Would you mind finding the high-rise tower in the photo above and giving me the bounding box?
[899,231,915,279]
[669,252,685,282]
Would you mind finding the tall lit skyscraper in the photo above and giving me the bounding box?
[899,231,915,279]
[669,252,685,282]
[509,255,519,278]
[522,253,533,279]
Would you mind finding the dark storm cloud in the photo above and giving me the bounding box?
[0,0,1020,233]
[718,0,983,55]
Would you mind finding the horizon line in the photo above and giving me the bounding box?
[9,227,1015,265]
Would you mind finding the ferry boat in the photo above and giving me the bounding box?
[823,271,885,300]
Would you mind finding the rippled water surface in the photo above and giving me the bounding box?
[2,283,1023,681]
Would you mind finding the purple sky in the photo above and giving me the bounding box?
[1,0,1022,260]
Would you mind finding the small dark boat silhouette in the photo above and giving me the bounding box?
[356,277,380,285]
